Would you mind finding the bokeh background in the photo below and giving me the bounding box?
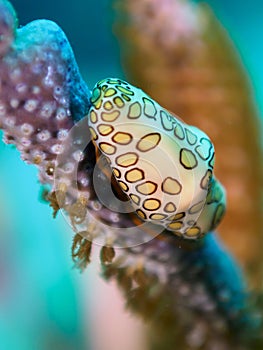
[0,1,262,349]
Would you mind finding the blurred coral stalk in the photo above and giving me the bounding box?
[113,0,263,288]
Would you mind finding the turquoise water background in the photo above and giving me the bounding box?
[0,1,262,349]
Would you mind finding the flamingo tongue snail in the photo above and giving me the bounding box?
[88,78,226,239]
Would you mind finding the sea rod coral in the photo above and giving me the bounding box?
[0,1,262,349]
[113,0,263,287]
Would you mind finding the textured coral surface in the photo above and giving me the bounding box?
[0,0,90,184]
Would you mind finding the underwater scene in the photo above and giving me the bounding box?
[0,0,262,349]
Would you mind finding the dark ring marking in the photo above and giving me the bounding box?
[116,85,135,95]
[164,202,177,213]
[136,209,147,219]
[179,148,198,170]
[185,128,198,145]
[149,213,168,220]
[130,193,141,205]
[212,203,225,228]
[185,226,201,237]
[118,180,129,192]
[136,181,158,195]
[113,96,125,108]
[168,221,183,230]
[161,177,182,195]
[168,212,185,221]
[101,110,120,122]
[112,167,121,179]
[174,123,185,140]
[200,169,212,190]
[160,110,174,131]
[143,97,157,119]
[195,137,213,161]
[116,152,139,168]
[136,132,161,152]
[91,87,101,104]
[128,102,142,119]
[96,79,106,85]
[125,168,145,183]
[97,123,114,136]
[142,198,161,211]
[188,201,204,214]
[112,132,133,145]
[104,88,117,97]
[122,94,131,102]
[208,152,215,169]
[89,127,98,141]
[99,142,117,155]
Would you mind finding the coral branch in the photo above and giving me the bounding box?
[0,0,90,186]
[113,0,263,288]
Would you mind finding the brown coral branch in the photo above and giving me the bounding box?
[113,0,263,288]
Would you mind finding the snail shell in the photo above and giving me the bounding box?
[88,78,226,239]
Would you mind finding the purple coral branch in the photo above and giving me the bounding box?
[0,0,90,185]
